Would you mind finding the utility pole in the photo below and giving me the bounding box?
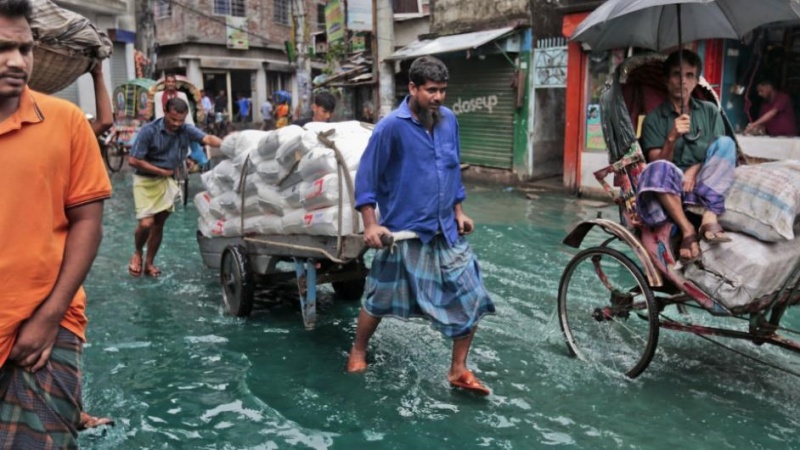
[375,0,395,118]
[134,0,156,78]
[292,0,312,120]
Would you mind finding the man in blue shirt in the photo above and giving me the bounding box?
[347,56,495,396]
[236,94,251,122]
[128,98,222,277]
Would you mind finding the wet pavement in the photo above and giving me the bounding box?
[79,173,800,449]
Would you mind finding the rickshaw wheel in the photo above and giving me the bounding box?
[558,247,659,378]
[103,141,125,173]
[220,245,254,317]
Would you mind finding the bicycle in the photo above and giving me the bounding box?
[99,127,128,173]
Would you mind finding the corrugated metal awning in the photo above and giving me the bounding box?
[386,26,514,61]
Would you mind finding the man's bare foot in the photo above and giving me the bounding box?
[78,411,115,430]
[347,348,368,373]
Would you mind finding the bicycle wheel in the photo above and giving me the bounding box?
[557,247,659,378]
[103,141,125,173]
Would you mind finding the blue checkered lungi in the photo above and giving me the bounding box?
[363,235,495,339]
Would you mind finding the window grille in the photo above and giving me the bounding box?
[274,0,291,26]
[155,0,171,18]
[214,0,246,17]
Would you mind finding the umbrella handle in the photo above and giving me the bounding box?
[683,127,702,143]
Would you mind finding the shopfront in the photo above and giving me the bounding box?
[388,27,532,174]
[561,7,800,195]
[561,12,727,195]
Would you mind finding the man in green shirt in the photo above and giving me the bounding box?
[636,49,736,263]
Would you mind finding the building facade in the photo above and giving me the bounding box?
[153,0,326,122]
[385,0,563,179]
[52,0,137,116]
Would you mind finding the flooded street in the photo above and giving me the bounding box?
[80,173,800,449]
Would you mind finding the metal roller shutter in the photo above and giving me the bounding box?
[442,55,516,169]
[53,82,80,106]
[111,42,129,88]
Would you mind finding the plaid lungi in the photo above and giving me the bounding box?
[364,235,495,339]
[637,136,736,227]
[0,327,83,449]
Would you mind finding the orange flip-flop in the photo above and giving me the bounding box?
[449,370,491,396]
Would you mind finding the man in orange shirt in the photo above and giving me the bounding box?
[0,0,112,446]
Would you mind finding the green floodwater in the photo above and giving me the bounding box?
[79,173,800,449]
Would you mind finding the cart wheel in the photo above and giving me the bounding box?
[557,247,659,378]
[220,245,254,317]
[332,278,366,300]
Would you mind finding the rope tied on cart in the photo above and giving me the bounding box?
[316,129,358,259]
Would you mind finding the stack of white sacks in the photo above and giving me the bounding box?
[196,122,371,238]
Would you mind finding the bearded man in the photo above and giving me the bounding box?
[346,56,496,396]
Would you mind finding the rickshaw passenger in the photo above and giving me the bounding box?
[636,49,737,263]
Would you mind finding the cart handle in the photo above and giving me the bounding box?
[379,231,420,252]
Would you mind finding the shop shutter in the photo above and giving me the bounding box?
[53,81,80,106]
[111,42,129,88]
[442,54,516,169]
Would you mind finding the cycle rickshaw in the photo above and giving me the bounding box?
[105,78,157,173]
[557,53,800,378]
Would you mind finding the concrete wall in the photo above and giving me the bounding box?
[395,17,431,47]
[155,0,313,49]
[530,0,564,38]
[532,88,565,179]
[431,0,529,34]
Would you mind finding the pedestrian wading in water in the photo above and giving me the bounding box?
[347,55,496,396]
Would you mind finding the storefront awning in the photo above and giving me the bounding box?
[386,26,514,61]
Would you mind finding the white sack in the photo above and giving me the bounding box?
[301,171,357,211]
[281,205,362,236]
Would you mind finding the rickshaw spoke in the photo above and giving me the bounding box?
[558,247,659,378]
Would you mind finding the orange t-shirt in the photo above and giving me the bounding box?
[0,87,112,366]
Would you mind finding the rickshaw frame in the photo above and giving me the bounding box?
[557,54,800,379]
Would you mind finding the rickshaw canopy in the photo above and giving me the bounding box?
[113,78,157,122]
[571,0,800,52]
[149,75,206,123]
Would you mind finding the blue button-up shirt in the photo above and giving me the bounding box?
[355,96,466,246]
[130,118,206,173]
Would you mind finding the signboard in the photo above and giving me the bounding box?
[347,0,372,32]
[585,104,605,150]
[351,34,367,53]
[226,16,248,50]
[325,0,345,43]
